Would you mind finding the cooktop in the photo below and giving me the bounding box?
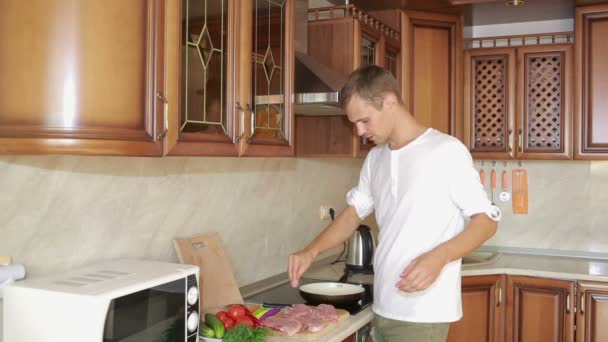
[244,277,373,316]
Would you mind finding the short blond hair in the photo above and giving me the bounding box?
[339,65,403,110]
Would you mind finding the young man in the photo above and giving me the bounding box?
[288,65,501,342]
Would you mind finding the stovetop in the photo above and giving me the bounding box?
[244,277,373,315]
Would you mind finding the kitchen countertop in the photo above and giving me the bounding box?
[237,248,608,341]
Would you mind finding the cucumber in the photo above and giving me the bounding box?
[199,322,215,338]
[205,313,225,338]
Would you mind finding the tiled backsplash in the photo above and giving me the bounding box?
[1,156,607,287]
[477,160,608,253]
[0,156,362,286]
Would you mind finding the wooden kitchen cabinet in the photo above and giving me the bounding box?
[447,274,505,342]
[574,4,608,159]
[506,275,575,342]
[295,5,401,158]
[576,281,608,342]
[0,0,168,156]
[464,44,573,160]
[401,11,463,141]
[296,6,462,158]
[169,0,295,157]
[450,274,577,342]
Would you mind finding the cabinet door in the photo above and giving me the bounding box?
[576,281,608,342]
[240,0,295,157]
[402,11,463,140]
[447,275,505,342]
[168,0,239,156]
[517,44,572,160]
[506,276,575,342]
[464,48,516,160]
[0,0,166,156]
[574,4,608,159]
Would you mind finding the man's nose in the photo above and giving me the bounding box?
[356,123,365,137]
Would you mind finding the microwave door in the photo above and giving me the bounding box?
[103,278,187,342]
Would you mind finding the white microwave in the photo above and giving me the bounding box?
[3,259,199,342]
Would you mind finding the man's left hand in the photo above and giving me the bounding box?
[396,248,448,292]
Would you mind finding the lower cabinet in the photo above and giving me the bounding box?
[506,275,575,342]
[449,275,577,342]
[576,281,608,342]
[447,274,505,342]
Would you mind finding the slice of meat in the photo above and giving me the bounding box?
[315,304,338,322]
[300,316,328,332]
[263,316,303,336]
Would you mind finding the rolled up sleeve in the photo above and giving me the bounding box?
[346,153,375,220]
[447,143,501,222]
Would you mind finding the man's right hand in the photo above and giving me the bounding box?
[288,249,316,288]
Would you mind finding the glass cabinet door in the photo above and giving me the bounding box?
[179,0,234,150]
[248,0,293,152]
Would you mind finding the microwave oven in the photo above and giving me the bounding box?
[3,259,199,342]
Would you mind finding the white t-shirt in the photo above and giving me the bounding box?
[346,128,500,323]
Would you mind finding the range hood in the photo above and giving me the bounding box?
[293,0,347,116]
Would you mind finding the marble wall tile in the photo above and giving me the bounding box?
[2,156,608,286]
[0,156,362,286]
[479,160,608,253]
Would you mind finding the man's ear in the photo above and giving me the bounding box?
[383,93,398,109]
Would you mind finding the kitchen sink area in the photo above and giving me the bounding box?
[461,251,501,268]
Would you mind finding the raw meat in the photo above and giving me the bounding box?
[264,316,303,336]
[276,304,339,333]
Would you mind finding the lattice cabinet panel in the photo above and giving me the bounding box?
[465,46,572,160]
[517,44,572,159]
[473,57,508,150]
[464,48,515,159]
[523,54,563,150]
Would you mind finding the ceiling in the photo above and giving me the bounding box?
[330,0,608,26]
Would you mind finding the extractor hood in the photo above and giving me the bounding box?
[293,0,347,116]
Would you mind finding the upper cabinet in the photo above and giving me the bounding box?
[295,5,401,158]
[402,11,463,140]
[296,6,462,158]
[0,0,168,156]
[169,0,295,157]
[464,43,573,160]
[574,4,608,160]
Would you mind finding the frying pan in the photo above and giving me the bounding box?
[298,282,365,306]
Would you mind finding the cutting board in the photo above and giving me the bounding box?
[265,309,350,341]
[173,233,243,312]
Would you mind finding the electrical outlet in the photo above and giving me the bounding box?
[319,205,333,221]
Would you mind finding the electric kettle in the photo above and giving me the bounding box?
[345,225,376,273]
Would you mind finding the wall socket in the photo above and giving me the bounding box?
[319,205,333,221]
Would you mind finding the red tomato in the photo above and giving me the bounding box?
[227,304,248,319]
[235,316,255,328]
[216,310,228,321]
[219,315,235,330]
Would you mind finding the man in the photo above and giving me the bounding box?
[288,65,501,342]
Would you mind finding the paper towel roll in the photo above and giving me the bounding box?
[0,264,25,283]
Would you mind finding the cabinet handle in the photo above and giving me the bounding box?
[235,102,252,143]
[518,128,523,153]
[566,292,571,314]
[156,92,169,140]
[496,282,502,307]
[580,291,585,315]
[248,106,255,144]
[508,129,513,152]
